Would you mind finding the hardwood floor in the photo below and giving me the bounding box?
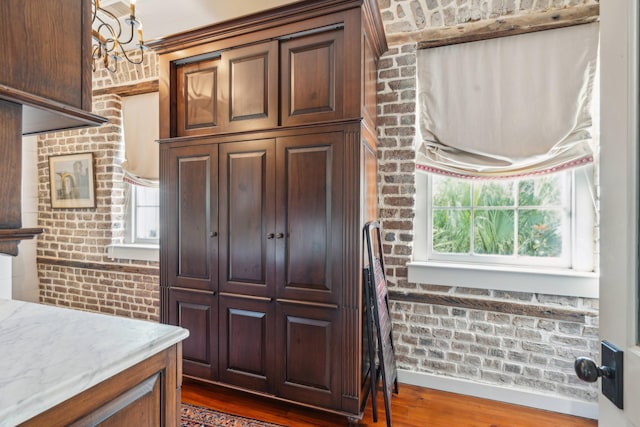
[181,379,597,427]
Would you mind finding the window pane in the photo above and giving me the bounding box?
[432,209,471,253]
[474,181,514,206]
[136,186,159,206]
[136,206,159,240]
[473,209,515,255]
[518,174,563,206]
[432,176,471,207]
[518,209,563,257]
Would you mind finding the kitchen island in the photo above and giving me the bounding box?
[0,299,188,426]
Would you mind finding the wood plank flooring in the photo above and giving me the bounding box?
[181,379,597,427]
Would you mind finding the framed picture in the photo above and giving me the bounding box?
[49,152,96,208]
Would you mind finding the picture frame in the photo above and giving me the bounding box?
[49,152,96,209]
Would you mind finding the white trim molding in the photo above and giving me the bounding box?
[398,369,598,420]
[408,262,599,298]
[106,244,159,262]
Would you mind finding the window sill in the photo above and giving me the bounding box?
[107,244,159,262]
[407,261,598,298]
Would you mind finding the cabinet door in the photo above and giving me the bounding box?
[168,288,218,379]
[218,139,276,297]
[280,29,344,126]
[219,42,278,132]
[275,132,343,304]
[275,302,341,409]
[163,144,218,291]
[219,294,275,392]
[176,56,222,136]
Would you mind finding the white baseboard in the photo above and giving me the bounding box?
[397,369,598,420]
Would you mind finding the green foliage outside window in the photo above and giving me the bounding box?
[431,174,565,258]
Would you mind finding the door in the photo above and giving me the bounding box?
[598,1,640,425]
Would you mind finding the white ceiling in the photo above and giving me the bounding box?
[103,0,301,42]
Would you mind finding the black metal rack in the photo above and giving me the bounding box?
[363,221,399,426]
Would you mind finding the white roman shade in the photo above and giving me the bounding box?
[121,92,160,187]
[416,22,599,179]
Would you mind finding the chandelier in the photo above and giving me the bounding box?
[92,0,145,72]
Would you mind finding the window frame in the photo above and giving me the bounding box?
[107,183,159,262]
[127,184,160,245]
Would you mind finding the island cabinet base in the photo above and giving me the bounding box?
[20,343,183,427]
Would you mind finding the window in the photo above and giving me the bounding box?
[429,172,571,268]
[410,165,598,298]
[127,184,160,245]
[106,183,160,262]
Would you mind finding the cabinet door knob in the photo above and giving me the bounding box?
[267,233,275,239]
[276,233,284,239]
[210,231,218,237]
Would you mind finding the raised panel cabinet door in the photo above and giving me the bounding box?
[275,132,344,304]
[219,41,278,132]
[218,294,275,392]
[168,288,218,380]
[219,139,276,297]
[275,302,341,409]
[176,56,222,136]
[163,145,218,291]
[280,28,344,126]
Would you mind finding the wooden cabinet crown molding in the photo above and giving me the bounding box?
[148,0,387,54]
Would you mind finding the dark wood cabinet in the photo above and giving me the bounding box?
[154,0,386,420]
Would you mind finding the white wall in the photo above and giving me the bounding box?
[0,255,11,299]
[11,135,39,302]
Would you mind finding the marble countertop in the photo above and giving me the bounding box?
[0,299,189,426]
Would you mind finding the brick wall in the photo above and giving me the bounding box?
[37,52,161,321]
[377,0,600,404]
